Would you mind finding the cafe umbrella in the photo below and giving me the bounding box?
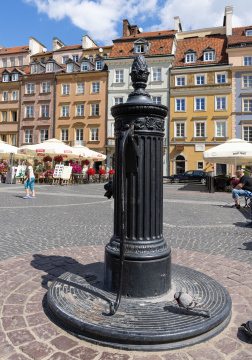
[72,145,106,161]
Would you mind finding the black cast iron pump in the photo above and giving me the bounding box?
[104,54,171,313]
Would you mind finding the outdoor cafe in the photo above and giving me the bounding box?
[0,138,113,185]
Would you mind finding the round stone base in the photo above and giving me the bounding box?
[47,264,232,351]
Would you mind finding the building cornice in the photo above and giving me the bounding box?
[105,55,175,65]
[170,88,232,96]
[171,64,231,74]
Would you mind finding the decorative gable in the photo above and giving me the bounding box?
[1,69,11,82]
[133,38,149,54]
[202,46,215,62]
[65,58,80,73]
[29,59,45,74]
[184,49,197,64]
[80,57,95,71]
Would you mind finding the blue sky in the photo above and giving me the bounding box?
[2,1,252,51]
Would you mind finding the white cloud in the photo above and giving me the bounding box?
[24,0,252,44]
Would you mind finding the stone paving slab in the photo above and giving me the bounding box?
[0,245,251,360]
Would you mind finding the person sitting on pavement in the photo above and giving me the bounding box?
[232,170,252,209]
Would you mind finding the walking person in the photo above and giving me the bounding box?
[232,170,252,209]
[23,159,35,199]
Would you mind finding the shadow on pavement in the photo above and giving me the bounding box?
[238,242,252,251]
[176,183,209,193]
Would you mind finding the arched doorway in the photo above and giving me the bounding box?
[175,155,185,174]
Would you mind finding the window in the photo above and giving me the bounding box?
[12,91,18,101]
[62,56,69,64]
[91,128,99,141]
[89,55,93,63]
[62,105,69,117]
[1,135,6,142]
[136,44,144,53]
[24,130,33,144]
[197,162,204,170]
[2,91,8,101]
[244,57,252,66]
[243,75,252,88]
[10,134,16,146]
[244,126,252,141]
[215,96,227,110]
[2,59,7,68]
[246,30,252,36]
[76,104,84,116]
[92,82,100,93]
[12,111,17,122]
[42,82,50,93]
[244,99,252,112]
[91,103,99,116]
[2,75,9,82]
[103,54,108,59]
[175,122,185,137]
[195,97,206,111]
[114,97,123,105]
[195,122,205,137]
[41,57,45,64]
[61,129,68,141]
[76,83,85,94]
[41,104,49,117]
[175,98,186,111]
[176,76,186,86]
[40,129,48,142]
[18,56,23,66]
[152,68,161,81]
[66,63,73,73]
[2,112,7,122]
[195,75,205,85]
[26,106,34,118]
[62,84,70,95]
[73,55,79,62]
[12,74,18,81]
[75,129,83,145]
[204,52,214,61]
[10,57,15,67]
[216,121,226,137]
[96,61,103,70]
[81,62,88,71]
[152,96,161,104]
[46,63,53,72]
[31,65,38,74]
[216,72,227,84]
[185,53,194,63]
[115,70,124,83]
[26,83,34,94]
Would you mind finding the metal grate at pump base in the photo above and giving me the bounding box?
[47,264,232,351]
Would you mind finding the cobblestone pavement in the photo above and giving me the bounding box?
[0,182,251,264]
[0,182,252,359]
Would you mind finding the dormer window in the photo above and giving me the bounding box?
[96,61,103,70]
[246,29,252,36]
[81,62,88,71]
[202,47,215,62]
[136,44,144,53]
[46,63,54,72]
[185,53,195,63]
[66,63,73,73]
[2,75,9,82]
[31,65,38,74]
[12,74,18,81]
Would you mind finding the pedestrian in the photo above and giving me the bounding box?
[23,159,35,199]
[231,170,252,209]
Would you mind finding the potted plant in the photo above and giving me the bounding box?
[87,168,96,183]
[99,168,106,182]
[109,169,115,179]
[54,155,63,164]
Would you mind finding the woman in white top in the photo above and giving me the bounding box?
[23,159,35,199]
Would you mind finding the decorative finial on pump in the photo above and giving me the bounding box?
[127,54,152,103]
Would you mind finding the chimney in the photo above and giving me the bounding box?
[123,19,131,37]
[224,6,233,36]
[53,37,65,51]
[82,35,97,49]
[130,25,140,36]
[174,16,182,32]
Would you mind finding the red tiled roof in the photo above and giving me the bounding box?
[86,45,113,51]
[173,35,228,67]
[54,44,82,52]
[228,26,252,46]
[0,45,29,55]
[115,30,175,41]
[32,50,53,57]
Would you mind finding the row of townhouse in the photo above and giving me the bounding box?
[0,5,252,176]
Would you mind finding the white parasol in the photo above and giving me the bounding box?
[18,138,78,160]
[0,140,24,159]
[72,145,106,161]
[203,138,252,165]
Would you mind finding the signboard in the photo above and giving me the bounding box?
[61,166,72,180]
[175,144,184,151]
[53,164,64,178]
[195,144,205,152]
